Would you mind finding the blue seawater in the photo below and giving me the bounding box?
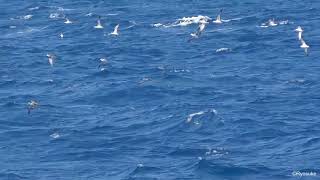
[0,0,320,179]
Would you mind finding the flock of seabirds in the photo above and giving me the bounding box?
[26,9,310,114]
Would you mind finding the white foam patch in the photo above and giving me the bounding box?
[50,133,60,139]
[139,77,152,84]
[28,7,40,11]
[187,111,205,123]
[259,19,291,28]
[46,79,54,83]
[187,109,217,123]
[137,163,144,168]
[107,13,119,16]
[85,13,93,17]
[23,15,33,20]
[152,23,163,27]
[279,20,289,25]
[154,15,211,28]
[204,147,228,159]
[259,25,269,28]
[216,48,232,53]
[11,15,33,20]
[172,68,190,73]
[57,7,75,11]
[49,13,64,19]
[47,6,75,11]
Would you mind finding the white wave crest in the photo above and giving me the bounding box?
[107,13,119,16]
[23,15,33,20]
[11,15,33,20]
[49,13,64,19]
[187,109,217,123]
[153,15,211,28]
[28,6,40,11]
[50,132,60,139]
[216,48,232,53]
[259,19,291,28]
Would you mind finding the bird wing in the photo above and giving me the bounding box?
[217,9,223,20]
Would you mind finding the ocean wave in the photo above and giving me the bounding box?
[49,13,65,19]
[259,19,291,28]
[28,6,40,11]
[187,109,217,123]
[10,14,33,20]
[216,48,232,53]
[153,15,211,28]
[195,160,277,178]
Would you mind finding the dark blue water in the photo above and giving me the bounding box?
[1,0,320,179]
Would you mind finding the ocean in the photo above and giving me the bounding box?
[0,0,319,179]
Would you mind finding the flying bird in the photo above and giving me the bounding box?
[110,24,119,36]
[64,18,72,24]
[190,22,207,38]
[268,18,277,26]
[300,38,309,56]
[47,53,56,67]
[213,9,223,24]
[27,100,38,114]
[94,16,104,29]
[294,26,303,40]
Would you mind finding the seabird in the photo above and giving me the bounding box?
[94,16,104,29]
[294,26,303,40]
[99,58,108,66]
[268,18,277,26]
[47,53,55,67]
[300,38,309,56]
[100,58,107,63]
[190,22,207,38]
[213,9,223,24]
[60,32,64,39]
[64,18,72,24]
[110,24,119,35]
[27,100,38,114]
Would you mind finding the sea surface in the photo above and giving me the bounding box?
[0,0,320,179]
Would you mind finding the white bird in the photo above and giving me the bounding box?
[27,100,38,114]
[300,38,309,56]
[94,16,104,29]
[98,58,108,68]
[100,58,107,64]
[64,18,72,24]
[190,33,198,38]
[198,22,207,32]
[60,33,64,39]
[268,18,277,26]
[213,9,223,24]
[190,22,207,38]
[294,26,303,40]
[110,24,119,35]
[47,53,55,66]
